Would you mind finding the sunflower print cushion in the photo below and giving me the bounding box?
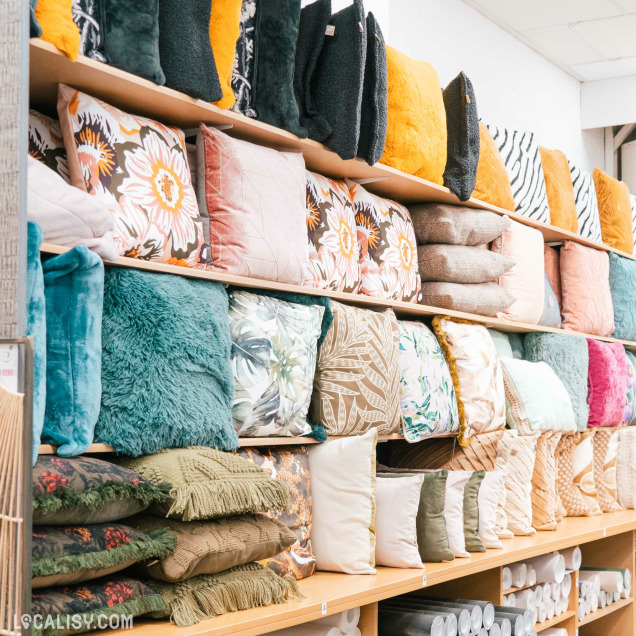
[57,84,205,267]
[29,110,70,183]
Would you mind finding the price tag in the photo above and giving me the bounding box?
[422,575,427,587]
[321,602,327,615]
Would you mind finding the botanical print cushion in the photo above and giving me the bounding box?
[593,429,622,513]
[569,160,603,243]
[310,301,401,436]
[348,181,422,303]
[304,171,360,293]
[29,110,70,182]
[572,430,602,516]
[229,291,323,437]
[57,85,205,266]
[72,0,107,61]
[231,0,257,117]
[397,320,459,442]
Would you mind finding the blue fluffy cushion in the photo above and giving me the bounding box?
[609,252,636,340]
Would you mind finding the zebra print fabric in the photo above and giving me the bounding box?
[486,124,550,224]
[568,160,603,243]
[630,194,636,255]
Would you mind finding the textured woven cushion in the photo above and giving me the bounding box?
[531,431,561,531]
[593,429,622,513]
[539,147,578,232]
[421,281,515,317]
[587,339,628,428]
[29,110,70,182]
[572,430,602,515]
[617,428,636,509]
[609,252,636,340]
[556,433,598,517]
[503,431,537,536]
[569,160,602,243]
[594,168,634,254]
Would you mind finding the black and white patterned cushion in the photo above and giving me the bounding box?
[72,0,107,63]
[568,159,603,243]
[231,0,258,118]
[486,124,550,224]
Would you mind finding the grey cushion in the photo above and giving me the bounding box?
[420,282,515,316]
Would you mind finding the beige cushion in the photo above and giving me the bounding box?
[503,430,538,536]
[573,430,602,515]
[617,427,636,509]
[531,431,561,531]
[556,433,599,517]
[594,429,622,513]
[421,282,515,317]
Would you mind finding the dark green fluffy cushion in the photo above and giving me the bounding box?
[95,269,238,456]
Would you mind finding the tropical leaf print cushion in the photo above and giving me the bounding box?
[57,84,205,266]
[398,321,459,442]
[229,291,324,437]
[303,171,360,293]
[347,181,422,303]
[29,110,70,183]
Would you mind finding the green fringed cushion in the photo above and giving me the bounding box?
[32,523,176,588]
[148,562,302,627]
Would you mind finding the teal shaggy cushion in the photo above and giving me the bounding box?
[95,269,238,456]
[609,252,636,340]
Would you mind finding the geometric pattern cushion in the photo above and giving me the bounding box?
[593,428,622,513]
[556,432,599,517]
[569,160,603,243]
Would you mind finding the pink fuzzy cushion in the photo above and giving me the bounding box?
[587,339,628,427]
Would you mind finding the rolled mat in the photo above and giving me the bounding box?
[271,625,341,636]
[599,590,607,608]
[314,607,360,631]
[550,582,560,602]
[529,553,565,584]
[560,546,582,571]
[509,563,527,588]
[515,588,536,611]
[490,624,501,636]
[493,611,526,636]
[577,602,585,621]
[546,599,555,620]
[493,605,533,633]
[532,585,542,605]
[504,593,516,607]
[383,599,470,636]
[541,629,567,636]
[561,573,571,600]
[502,567,513,590]
[580,567,628,593]
[380,603,458,633]
[526,568,536,587]
[378,607,446,636]
[537,602,547,624]
[422,597,493,630]
[492,616,512,636]
[578,571,604,593]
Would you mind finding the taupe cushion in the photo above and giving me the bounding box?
[420,282,515,316]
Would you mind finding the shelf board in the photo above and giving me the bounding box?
[534,609,576,632]
[577,597,633,626]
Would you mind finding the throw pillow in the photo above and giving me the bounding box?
[443,72,479,202]
[433,317,506,446]
[95,269,237,456]
[556,433,598,517]
[587,339,628,428]
[230,0,258,118]
[573,430,602,515]
[29,110,70,182]
[631,193,636,253]
[397,320,460,442]
[209,0,242,109]
[71,0,106,61]
[308,430,377,574]
[609,252,636,340]
[617,427,636,509]
[539,147,578,232]
[420,281,515,317]
[531,431,561,531]
[31,0,42,36]
[464,470,486,553]
[197,124,309,284]
[348,181,422,302]
[229,290,323,437]
[544,244,562,313]
[57,85,205,266]
[32,456,170,525]
[538,273,562,328]
[442,471,471,558]
[381,46,447,184]
[559,241,614,336]
[478,471,506,549]
[503,431,538,536]
[488,329,514,359]
[486,125,550,224]
[491,219,544,325]
[304,171,360,292]
[310,301,401,436]
[35,0,80,60]
[593,429,622,513]
[118,447,291,522]
[31,523,176,588]
[569,160,602,243]
[624,350,636,426]
[593,168,634,254]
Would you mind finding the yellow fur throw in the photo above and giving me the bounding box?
[210,0,242,109]
[36,0,80,61]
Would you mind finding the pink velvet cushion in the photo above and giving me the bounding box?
[587,339,628,428]
[560,242,614,337]
[198,123,309,284]
[544,244,562,313]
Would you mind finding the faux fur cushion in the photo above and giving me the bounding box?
[608,252,636,340]
[572,430,602,515]
[556,433,598,517]
[209,0,242,109]
[36,0,80,61]
[593,429,622,513]
[539,146,578,233]
[587,339,628,428]
[531,431,561,531]
[594,168,634,254]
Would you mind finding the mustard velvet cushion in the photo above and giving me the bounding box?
[593,168,634,254]
[381,46,446,185]
[36,0,80,61]
[539,147,578,233]
[210,0,242,110]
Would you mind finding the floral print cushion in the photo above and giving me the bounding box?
[398,321,460,442]
[29,110,70,183]
[348,181,422,303]
[304,171,360,293]
[57,84,205,266]
[229,291,324,437]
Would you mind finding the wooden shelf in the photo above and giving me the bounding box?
[534,609,576,632]
[578,597,633,627]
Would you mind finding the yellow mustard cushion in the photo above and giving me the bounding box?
[210,0,242,109]
[472,123,515,212]
[593,168,634,254]
[381,46,447,185]
[539,147,578,233]
[35,0,80,61]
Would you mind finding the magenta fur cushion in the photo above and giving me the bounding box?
[587,339,628,428]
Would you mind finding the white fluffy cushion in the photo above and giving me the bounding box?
[479,471,506,549]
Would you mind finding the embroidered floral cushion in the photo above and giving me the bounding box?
[303,171,360,292]
[29,110,70,183]
[57,84,205,266]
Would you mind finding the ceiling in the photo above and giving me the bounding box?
[462,0,636,81]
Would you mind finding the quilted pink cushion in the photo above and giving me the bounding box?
[587,339,628,427]
[198,124,309,284]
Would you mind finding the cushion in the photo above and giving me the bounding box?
[310,301,401,436]
[197,123,308,283]
[538,273,562,328]
[409,203,510,246]
[397,320,459,442]
[209,0,242,109]
[418,244,514,284]
[381,46,447,184]
[32,456,170,525]
[95,269,237,456]
[31,0,42,36]
[102,0,165,85]
[544,245,562,313]
[508,333,526,359]
[573,430,602,515]
[129,514,296,582]
[35,0,80,60]
[471,122,515,211]
[29,110,70,182]
[30,577,165,636]
[230,0,258,118]
[478,471,506,549]
[442,471,471,558]
[304,171,360,292]
[239,446,315,580]
[31,523,176,588]
[531,431,561,531]
[420,281,515,317]
[308,430,377,574]
[486,125,550,224]
[609,252,636,340]
[501,358,576,434]
[617,427,636,509]
[432,317,506,446]
[443,72,479,201]
[491,219,544,325]
[118,447,291,522]
[559,241,614,336]
[624,350,636,426]
[464,470,486,553]
[523,333,590,432]
[503,431,537,536]
[375,474,425,568]
[569,160,603,243]
[229,290,322,437]
[556,433,599,517]
[349,181,421,302]
[593,429,622,513]
[28,158,119,261]
[488,329,514,359]
[631,193,636,253]
[539,147,578,232]
[41,247,104,457]
[593,168,634,253]
[587,339,628,428]
[71,0,106,61]
[57,85,205,266]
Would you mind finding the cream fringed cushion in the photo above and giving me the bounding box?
[531,431,561,531]
[594,429,622,513]
[617,427,636,509]
[573,430,602,515]
[556,433,598,517]
[503,431,538,536]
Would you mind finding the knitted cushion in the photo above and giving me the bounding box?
[72,0,107,61]
[617,427,636,509]
[572,430,602,515]
[594,168,634,254]
[531,431,561,531]
[608,252,636,340]
[36,0,80,60]
[556,433,598,517]
[420,281,515,317]
[569,160,602,242]
[231,0,257,118]
[587,339,628,428]
[29,110,70,182]
[539,147,578,232]
[593,429,622,513]
[209,0,242,109]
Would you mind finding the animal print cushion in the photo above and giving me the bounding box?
[568,160,603,243]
